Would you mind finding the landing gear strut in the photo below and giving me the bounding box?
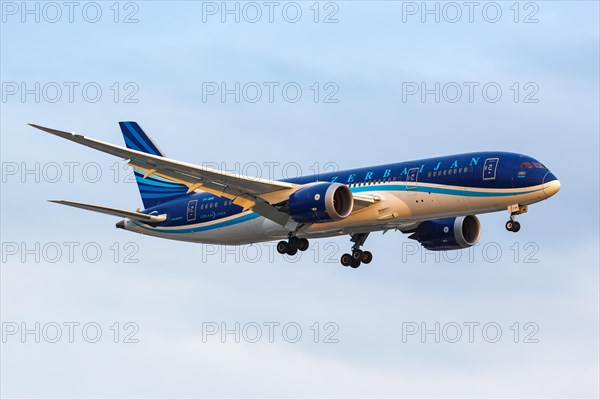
[276,235,309,256]
[340,233,373,268]
[505,204,527,233]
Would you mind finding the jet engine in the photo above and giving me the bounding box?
[409,215,481,250]
[287,182,353,223]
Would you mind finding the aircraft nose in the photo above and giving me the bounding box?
[543,172,561,198]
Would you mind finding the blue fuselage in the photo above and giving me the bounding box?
[138,151,559,230]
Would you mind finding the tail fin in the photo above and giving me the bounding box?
[118,121,189,209]
[119,121,166,156]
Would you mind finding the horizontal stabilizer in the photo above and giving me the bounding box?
[48,200,167,223]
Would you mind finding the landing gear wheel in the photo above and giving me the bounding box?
[289,236,300,248]
[297,238,309,251]
[276,241,289,254]
[505,220,521,232]
[361,251,373,264]
[340,253,352,267]
[287,246,298,256]
[344,233,372,268]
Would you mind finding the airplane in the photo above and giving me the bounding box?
[29,122,561,268]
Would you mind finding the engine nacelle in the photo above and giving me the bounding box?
[287,182,353,223]
[409,215,481,250]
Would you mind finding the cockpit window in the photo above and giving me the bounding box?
[520,162,534,169]
[520,161,546,169]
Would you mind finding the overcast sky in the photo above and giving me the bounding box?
[1,1,599,398]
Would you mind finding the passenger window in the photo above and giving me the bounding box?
[453,168,458,174]
[428,172,432,177]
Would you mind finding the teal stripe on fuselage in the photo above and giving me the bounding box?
[350,184,542,197]
[132,211,261,234]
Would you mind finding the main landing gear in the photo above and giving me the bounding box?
[505,204,528,233]
[276,235,309,256]
[340,233,373,268]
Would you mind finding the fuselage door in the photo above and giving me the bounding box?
[186,199,198,221]
[483,158,499,180]
[406,167,419,190]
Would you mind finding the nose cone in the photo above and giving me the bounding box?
[543,172,561,198]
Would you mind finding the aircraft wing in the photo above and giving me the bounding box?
[48,200,167,223]
[31,123,380,226]
[30,124,297,209]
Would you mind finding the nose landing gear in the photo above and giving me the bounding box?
[340,233,373,268]
[505,204,527,232]
[505,219,521,232]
